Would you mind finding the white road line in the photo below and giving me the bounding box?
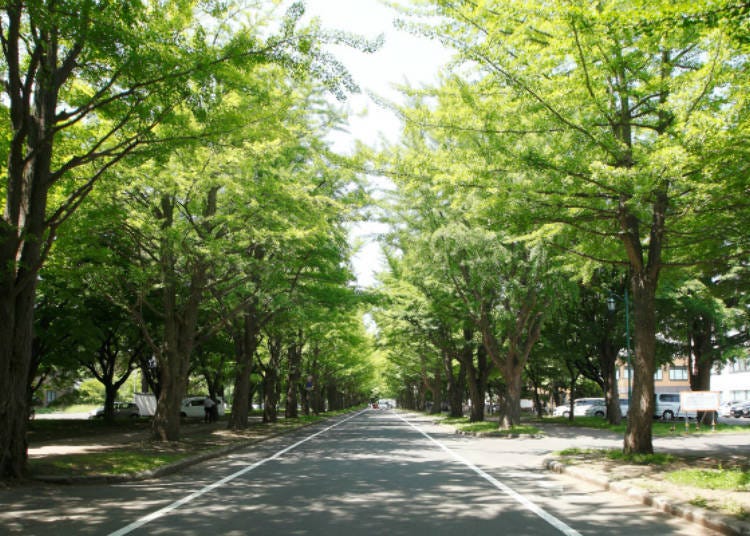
[108,410,367,536]
[396,413,582,536]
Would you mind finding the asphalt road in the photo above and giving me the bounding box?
[2,409,724,535]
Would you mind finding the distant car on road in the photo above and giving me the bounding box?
[88,402,140,419]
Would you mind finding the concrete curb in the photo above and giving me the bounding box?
[32,419,323,485]
[544,458,750,536]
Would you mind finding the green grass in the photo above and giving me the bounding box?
[438,416,541,436]
[542,415,750,436]
[27,417,152,442]
[29,451,186,477]
[665,468,750,491]
[35,404,99,414]
[556,447,676,465]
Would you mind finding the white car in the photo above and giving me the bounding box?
[554,398,606,418]
[654,392,696,420]
[180,396,225,419]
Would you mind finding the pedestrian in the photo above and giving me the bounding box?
[203,396,215,423]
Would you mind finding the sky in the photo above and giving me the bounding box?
[297,0,452,287]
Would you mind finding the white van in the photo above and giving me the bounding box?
[654,392,695,420]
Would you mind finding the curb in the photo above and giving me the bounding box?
[544,458,750,536]
[454,430,545,439]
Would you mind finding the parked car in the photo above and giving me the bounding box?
[554,398,606,418]
[654,392,696,420]
[719,400,740,417]
[580,399,607,417]
[730,401,750,418]
[88,402,140,419]
[180,396,226,419]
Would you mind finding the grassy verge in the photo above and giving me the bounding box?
[665,468,750,491]
[29,451,187,477]
[34,404,99,415]
[539,415,750,436]
[556,447,677,465]
[437,416,541,436]
[554,447,750,521]
[27,407,360,478]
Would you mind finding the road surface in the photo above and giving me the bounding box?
[2,409,720,535]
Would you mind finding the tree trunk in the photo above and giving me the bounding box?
[229,307,261,429]
[0,282,36,478]
[500,365,523,428]
[445,353,465,418]
[457,326,488,422]
[262,336,283,423]
[285,337,302,419]
[623,274,657,455]
[600,337,622,425]
[689,314,714,423]
[0,20,59,477]
[149,196,205,442]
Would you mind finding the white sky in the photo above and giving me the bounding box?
[299,0,452,287]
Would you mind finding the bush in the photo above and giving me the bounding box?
[76,379,105,404]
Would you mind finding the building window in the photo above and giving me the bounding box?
[669,366,688,381]
[731,359,750,373]
[654,369,663,381]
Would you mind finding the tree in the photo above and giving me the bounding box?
[0,0,376,477]
[397,0,749,453]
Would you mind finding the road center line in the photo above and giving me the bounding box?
[108,410,367,536]
[396,413,582,536]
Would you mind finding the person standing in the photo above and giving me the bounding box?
[203,396,216,423]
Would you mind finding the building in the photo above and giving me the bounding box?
[616,356,750,404]
[711,358,750,403]
[616,357,691,401]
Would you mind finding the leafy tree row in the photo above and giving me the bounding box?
[375,0,750,454]
[1,1,378,480]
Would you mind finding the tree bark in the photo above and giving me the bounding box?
[285,334,303,419]
[262,335,283,423]
[623,274,658,454]
[229,309,261,429]
[0,8,59,476]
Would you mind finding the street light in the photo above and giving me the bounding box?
[607,288,632,402]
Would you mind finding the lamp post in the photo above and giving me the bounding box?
[607,288,632,402]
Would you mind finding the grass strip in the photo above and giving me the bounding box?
[29,451,187,477]
[665,468,750,491]
[438,416,541,436]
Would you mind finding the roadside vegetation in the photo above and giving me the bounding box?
[540,416,750,436]
[438,416,541,437]
[555,447,750,520]
[27,409,359,479]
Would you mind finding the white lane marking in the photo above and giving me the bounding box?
[396,413,582,536]
[108,410,367,536]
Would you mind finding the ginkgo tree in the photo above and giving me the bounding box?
[0,0,377,478]
[396,0,750,453]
